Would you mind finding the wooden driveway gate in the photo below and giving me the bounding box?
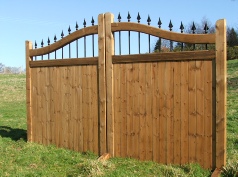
[26,13,227,169]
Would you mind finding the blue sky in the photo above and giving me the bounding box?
[0,0,237,67]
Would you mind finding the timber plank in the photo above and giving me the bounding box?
[173,62,181,165]
[105,13,115,156]
[112,51,215,64]
[215,19,227,168]
[25,41,33,142]
[114,64,121,157]
[98,13,106,155]
[204,61,213,169]
[180,61,189,165]
[138,63,146,161]
[159,62,166,164]
[152,63,158,162]
[126,63,133,158]
[82,66,88,152]
[88,66,93,152]
[29,26,98,57]
[196,60,205,167]
[145,63,153,161]
[120,63,127,157]
[92,66,98,154]
[166,62,174,164]
[188,61,197,163]
[77,65,83,152]
[133,63,140,159]
[111,22,215,44]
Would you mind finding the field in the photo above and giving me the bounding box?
[0,59,238,176]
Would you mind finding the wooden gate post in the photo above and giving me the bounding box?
[98,13,107,155]
[215,19,227,168]
[25,40,33,142]
[105,13,115,156]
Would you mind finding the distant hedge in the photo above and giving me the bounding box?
[227,46,238,60]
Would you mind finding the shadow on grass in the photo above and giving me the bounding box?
[0,126,27,141]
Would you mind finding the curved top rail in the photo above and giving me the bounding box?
[29,25,98,57]
[111,22,215,44]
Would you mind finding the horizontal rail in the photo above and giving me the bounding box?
[111,22,215,44]
[29,26,98,57]
[112,50,215,64]
[29,57,98,68]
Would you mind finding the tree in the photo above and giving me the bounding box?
[0,63,4,73]
[227,27,238,47]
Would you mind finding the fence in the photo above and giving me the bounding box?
[25,13,227,169]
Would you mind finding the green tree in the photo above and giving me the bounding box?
[227,27,238,47]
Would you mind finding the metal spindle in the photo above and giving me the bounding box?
[147,15,151,53]
[68,26,71,58]
[118,13,122,55]
[137,13,141,54]
[54,35,57,59]
[61,30,64,59]
[41,39,44,60]
[91,17,95,57]
[35,41,37,60]
[169,20,173,51]
[204,23,209,49]
[75,22,79,58]
[83,19,86,57]
[180,22,184,51]
[47,37,50,59]
[158,18,162,52]
[191,22,196,50]
[127,12,131,54]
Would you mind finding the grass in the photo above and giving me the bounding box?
[0,59,238,176]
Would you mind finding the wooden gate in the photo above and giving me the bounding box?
[26,13,227,169]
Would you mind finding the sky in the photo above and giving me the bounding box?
[0,0,237,67]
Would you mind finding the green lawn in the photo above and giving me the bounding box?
[0,59,237,176]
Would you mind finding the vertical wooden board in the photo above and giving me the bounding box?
[138,63,146,161]
[173,62,181,165]
[215,19,227,168]
[98,13,106,155]
[204,61,212,169]
[67,67,72,149]
[31,68,38,143]
[88,65,93,152]
[59,67,67,148]
[50,67,57,145]
[196,60,205,167]
[105,13,115,156]
[55,67,62,147]
[77,65,84,152]
[82,65,88,152]
[114,64,121,157]
[188,61,197,163]
[151,62,157,162]
[65,67,70,148]
[25,41,32,142]
[133,63,140,159]
[159,62,166,164]
[126,63,133,157]
[180,61,189,165]
[39,68,46,145]
[120,63,127,157]
[166,62,174,164]
[91,65,99,154]
[69,66,77,150]
[45,67,51,145]
[145,63,153,161]
[153,62,160,162]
